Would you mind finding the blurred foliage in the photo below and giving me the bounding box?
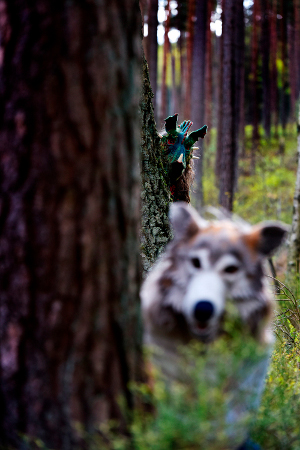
[85,280,300,450]
[85,306,274,450]
[251,338,300,450]
[200,123,297,224]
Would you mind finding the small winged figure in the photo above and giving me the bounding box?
[162,113,207,181]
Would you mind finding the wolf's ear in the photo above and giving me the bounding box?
[245,222,289,256]
[169,202,206,240]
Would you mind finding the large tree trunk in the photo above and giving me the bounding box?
[0,1,142,448]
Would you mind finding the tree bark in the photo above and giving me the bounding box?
[191,0,207,209]
[146,0,159,120]
[288,102,300,272]
[216,0,224,182]
[219,0,239,211]
[205,0,213,143]
[184,0,196,119]
[250,0,260,170]
[234,0,244,189]
[261,0,271,137]
[0,1,142,448]
[160,0,171,123]
[270,0,278,135]
[141,57,171,270]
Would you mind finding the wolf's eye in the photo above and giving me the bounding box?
[191,257,201,269]
[223,264,239,274]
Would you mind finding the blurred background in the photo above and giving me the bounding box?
[140,0,299,223]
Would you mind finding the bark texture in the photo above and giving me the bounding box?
[219,0,243,211]
[141,57,172,271]
[261,0,271,137]
[288,103,300,272]
[146,0,158,118]
[191,0,207,209]
[0,1,142,448]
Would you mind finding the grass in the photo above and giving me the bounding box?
[200,123,297,224]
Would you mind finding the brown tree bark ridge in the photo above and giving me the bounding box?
[0,1,142,448]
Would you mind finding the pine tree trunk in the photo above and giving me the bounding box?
[251,0,260,171]
[184,0,196,119]
[216,0,224,182]
[295,0,300,96]
[219,0,239,211]
[160,0,171,123]
[288,20,296,122]
[0,1,142,447]
[191,0,207,209]
[234,0,244,189]
[261,0,271,137]
[205,0,213,143]
[288,102,300,272]
[270,0,278,135]
[146,0,159,120]
[279,0,289,132]
[141,57,172,270]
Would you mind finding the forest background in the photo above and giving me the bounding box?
[1,0,300,449]
[142,0,298,223]
[139,1,300,448]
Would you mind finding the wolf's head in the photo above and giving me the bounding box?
[141,202,288,346]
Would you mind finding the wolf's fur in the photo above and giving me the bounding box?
[141,202,288,448]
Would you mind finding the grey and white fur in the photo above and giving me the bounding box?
[141,202,288,449]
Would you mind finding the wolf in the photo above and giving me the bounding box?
[141,202,288,449]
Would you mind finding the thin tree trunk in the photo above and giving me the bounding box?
[171,45,178,114]
[219,0,237,211]
[191,0,207,209]
[205,0,213,143]
[0,1,142,447]
[261,0,271,137]
[216,0,224,182]
[279,0,289,133]
[184,0,196,119]
[251,0,260,171]
[288,102,300,272]
[295,0,300,96]
[270,0,278,135]
[288,20,296,122]
[160,0,171,123]
[178,33,186,118]
[234,0,244,189]
[146,0,159,120]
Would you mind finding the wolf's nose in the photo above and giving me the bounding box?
[194,301,214,322]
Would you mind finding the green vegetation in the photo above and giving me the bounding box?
[201,124,297,224]
[84,284,300,450]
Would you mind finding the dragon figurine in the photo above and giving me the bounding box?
[161,113,208,202]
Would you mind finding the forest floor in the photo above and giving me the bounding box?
[199,123,297,225]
